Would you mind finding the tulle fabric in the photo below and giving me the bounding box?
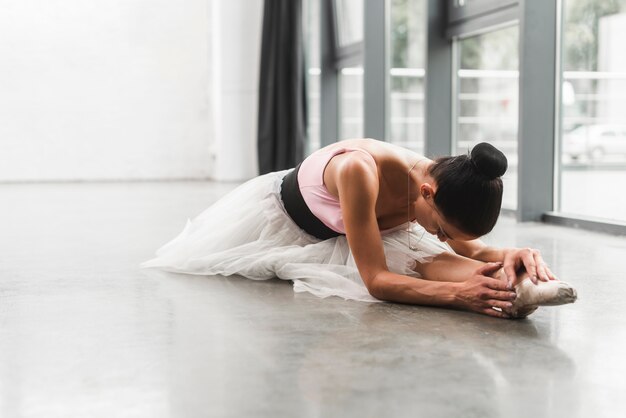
[141,170,453,303]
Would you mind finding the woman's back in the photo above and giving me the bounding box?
[313,138,428,231]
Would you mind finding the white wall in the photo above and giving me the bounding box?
[210,0,263,181]
[0,0,262,182]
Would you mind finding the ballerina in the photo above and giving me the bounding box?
[142,138,577,319]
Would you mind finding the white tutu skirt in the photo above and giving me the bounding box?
[141,170,453,302]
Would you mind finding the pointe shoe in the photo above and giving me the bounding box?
[505,278,578,319]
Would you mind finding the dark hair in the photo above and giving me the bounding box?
[428,142,507,237]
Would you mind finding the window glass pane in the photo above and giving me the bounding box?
[303,0,321,154]
[336,0,364,46]
[455,25,519,210]
[559,0,626,222]
[388,0,427,154]
[340,67,364,139]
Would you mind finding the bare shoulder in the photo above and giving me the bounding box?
[322,138,427,197]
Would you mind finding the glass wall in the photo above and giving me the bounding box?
[336,0,364,46]
[337,0,364,140]
[310,0,626,229]
[558,0,626,222]
[455,25,519,210]
[388,0,427,154]
[340,68,364,139]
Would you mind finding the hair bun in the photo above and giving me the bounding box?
[470,142,508,179]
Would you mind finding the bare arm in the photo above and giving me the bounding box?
[447,238,507,262]
[333,156,514,318]
[447,238,557,285]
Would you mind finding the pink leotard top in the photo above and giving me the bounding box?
[297,146,376,234]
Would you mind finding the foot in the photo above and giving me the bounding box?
[505,278,578,319]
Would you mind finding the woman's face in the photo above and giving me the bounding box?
[414,183,478,242]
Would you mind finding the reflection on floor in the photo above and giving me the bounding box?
[1,181,624,418]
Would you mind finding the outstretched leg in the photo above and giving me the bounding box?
[414,252,577,319]
[413,252,485,283]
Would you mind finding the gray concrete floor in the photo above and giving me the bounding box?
[1,181,625,418]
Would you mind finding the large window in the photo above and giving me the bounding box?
[389,0,427,153]
[308,0,625,231]
[558,0,626,222]
[455,25,519,210]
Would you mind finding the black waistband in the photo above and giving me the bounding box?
[280,164,343,240]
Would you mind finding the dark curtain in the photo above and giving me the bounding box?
[257,0,307,174]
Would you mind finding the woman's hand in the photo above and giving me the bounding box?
[502,247,558,286]
[455,262,518,319]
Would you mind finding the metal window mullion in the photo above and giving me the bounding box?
[363,0,387,141]
[553,0,564,213]
[425,0,454,158]
[517,0,558,221]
